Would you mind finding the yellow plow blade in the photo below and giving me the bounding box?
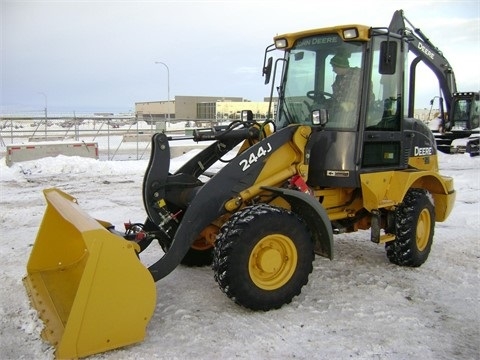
[23,188,156,359]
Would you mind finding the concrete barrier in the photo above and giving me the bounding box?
[122,133,153,142]
[169,144,209,158]
[6,141,98,166]
[29,136,67,142]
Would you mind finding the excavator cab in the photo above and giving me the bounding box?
[447,91,480,155]
[450,92,480,131]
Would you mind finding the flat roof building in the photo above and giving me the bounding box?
[135,95,272,124]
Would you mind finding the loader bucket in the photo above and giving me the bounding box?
[23,188,156,359]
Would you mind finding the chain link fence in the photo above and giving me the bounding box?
[0,115,188,162]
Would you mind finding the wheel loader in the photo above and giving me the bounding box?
[24,10,456,359]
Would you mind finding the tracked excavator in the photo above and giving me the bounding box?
[394,17,480,156]
[391,12,479,155]
[24,10,456,359]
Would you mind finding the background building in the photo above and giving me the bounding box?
[135,96,272,126]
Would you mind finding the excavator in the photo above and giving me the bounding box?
[387,10,479,155]
[24,10,456,359]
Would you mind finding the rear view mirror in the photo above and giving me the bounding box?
[263,57,273,84]
[379,41,397,75]
[294,51,304,61]
[241,110,253,121]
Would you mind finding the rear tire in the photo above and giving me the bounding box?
[213,204,314,310]
[386,188,435,267]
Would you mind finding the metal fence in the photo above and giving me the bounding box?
[0,115,184,161]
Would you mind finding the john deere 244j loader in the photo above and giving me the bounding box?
[24,10,456,358]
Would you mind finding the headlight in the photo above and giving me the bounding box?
[311,109,328,126]
[343,28,359,39]
[275,38,287,49]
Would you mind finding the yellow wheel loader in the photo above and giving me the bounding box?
[24,10,456,358]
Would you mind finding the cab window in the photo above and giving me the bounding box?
[366,40,402,131]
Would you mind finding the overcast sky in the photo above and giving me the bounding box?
[1,0,479,114]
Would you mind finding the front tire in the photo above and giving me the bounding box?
[386,188,435,267]
[213,204,314,310]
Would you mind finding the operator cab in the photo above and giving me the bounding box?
[264,26,424,188]
[450,92,480,131]
[270,28,404,130]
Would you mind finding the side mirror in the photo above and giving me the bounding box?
[263,57,273,84]
[241,110,254,121]
[294,51,304,61]
[311,109,328,126]
[379,41,397,75]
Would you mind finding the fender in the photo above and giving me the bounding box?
[262,186,334,260]
[148,125,300,281]
[360,170,455,221]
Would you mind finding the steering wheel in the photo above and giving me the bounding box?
[304,90,334,114]
[306,90,333,101]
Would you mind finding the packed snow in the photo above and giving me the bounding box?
[0,149,478,360]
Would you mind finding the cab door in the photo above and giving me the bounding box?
[360,37,407,171]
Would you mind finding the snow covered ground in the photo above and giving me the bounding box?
[0,150,478,360]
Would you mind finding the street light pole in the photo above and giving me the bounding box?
[154,61,170,124]
[38,92,48,139]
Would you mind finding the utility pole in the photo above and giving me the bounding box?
[154,61,170,126]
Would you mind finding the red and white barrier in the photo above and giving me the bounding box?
[6,141,98,166]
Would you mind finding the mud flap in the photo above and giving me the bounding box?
[23,188,156,359]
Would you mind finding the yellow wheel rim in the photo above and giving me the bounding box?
[416,208,431,251]
[248,234,298,291]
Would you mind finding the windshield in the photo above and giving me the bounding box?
[277,34,364,129]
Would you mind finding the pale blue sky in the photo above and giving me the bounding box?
[1,0,479,113]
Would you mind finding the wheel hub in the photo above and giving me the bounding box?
[248,234,297,290]
[416,208,431,251]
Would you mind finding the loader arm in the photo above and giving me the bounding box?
[146,125,299,281]
[142,132,244,229]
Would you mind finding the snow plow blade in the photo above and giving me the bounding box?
[23,188,156,359]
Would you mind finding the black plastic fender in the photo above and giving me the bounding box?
[147,126,299,281]
[262,186,334,260]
